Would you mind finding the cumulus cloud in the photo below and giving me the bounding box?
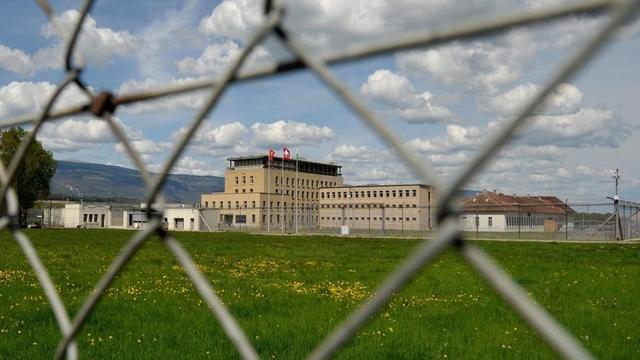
[408,124,483,154]
[168,121,249,157]
[35,9,141,70]
[0,44,35,76]
[523,108,628,148]
[250,120,335,146]
[117,77,209,113]
[0,81,90,118]
[176,40,270,76]
[397,31,537,95]
[360,69,456,123]
[198,0,508,50]
[483,82,583,117]
[39,117,141,152]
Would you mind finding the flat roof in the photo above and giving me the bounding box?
[227,155,341,177]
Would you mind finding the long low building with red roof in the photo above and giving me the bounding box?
[461,190,575,232]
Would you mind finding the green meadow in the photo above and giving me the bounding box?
[0,230,638,359]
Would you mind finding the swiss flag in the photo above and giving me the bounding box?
[268,149,275,161]
[283,147,291,160]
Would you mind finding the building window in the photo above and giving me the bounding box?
[275,176,279,185]
[235,177,239,184]
[219,202,223,208]
[250,176,254,183]
[242,176,246,184]
[399,190,403,198]
[412,189,417,197]
[488,217,493,227]
[406,190,410,197]
[252,214,256,223]
[252,201,256,208]
[250,189,253,193]
[236,201,239,209]
[392,190,396,197]
[235,189,238,193]
[83,214,88,222]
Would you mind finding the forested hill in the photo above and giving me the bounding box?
[51,160,224,204]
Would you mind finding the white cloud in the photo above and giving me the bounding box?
[0,44,35,76]
[39,117,141,152]
[0,81,90,118]
[35,9,141,70]
[360,69,456,123]
[408,124,483,154]
[250,120,335,146]
[483,82,583,117]
[397,30,537,95]
[523,108,627,148]
[117,77,209,113]
[176,40,270,77]
[172,121,247,148]
[198,0,509,50]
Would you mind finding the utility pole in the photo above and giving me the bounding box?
[613,168,622,240]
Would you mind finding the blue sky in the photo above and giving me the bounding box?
[0,0,639,203]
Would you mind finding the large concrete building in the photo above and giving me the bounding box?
[201,156,343,230]
[318,184,435,231]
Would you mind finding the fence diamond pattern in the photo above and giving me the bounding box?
[2,0,638,359]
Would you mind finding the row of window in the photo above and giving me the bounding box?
[83,213,103,223]
[321,189,420,199]
[320,203,418,208]
[208,201,318,209]
[221,214,320,224]
[235,176,255,185]
[233,176,338,189]
[321,216,418,222]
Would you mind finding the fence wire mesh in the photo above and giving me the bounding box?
[2,0,639,359]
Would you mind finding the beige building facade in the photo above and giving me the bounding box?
[318,184,434,231]
[201,156,343,230]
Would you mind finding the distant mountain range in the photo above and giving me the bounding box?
[50,160,479,205]
[51,160,224,204]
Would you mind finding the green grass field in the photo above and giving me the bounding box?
[1,230,639,359]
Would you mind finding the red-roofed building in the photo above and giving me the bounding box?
[461,190,574,232]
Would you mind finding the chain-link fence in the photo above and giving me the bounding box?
[2,0,639,359]
[203,201,628,241]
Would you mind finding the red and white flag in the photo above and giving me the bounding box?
[283,147,291,160]
[268,149,275,161]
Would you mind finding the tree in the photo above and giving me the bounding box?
[0,128,56,227]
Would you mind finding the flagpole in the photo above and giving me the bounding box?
[281,154,284,233]
[295,151,299,234]
[267,155,270,232]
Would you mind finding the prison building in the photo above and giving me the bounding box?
[318,184,435,231]
[460,190,574,232]
[200,156,343,230]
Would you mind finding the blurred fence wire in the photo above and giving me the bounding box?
[2,0,640,358]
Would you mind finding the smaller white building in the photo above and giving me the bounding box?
[63,204,111,228]
[58,202,218,232]
[461,191,573,233]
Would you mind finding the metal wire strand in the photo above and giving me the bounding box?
[1,0,637,359]
[163,234,260,360]
[1,0,614,130]
[6,188,79,360]
[54,219,160,360]
[460,242,595,360]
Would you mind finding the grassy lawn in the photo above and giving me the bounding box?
[0,230,638,359]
